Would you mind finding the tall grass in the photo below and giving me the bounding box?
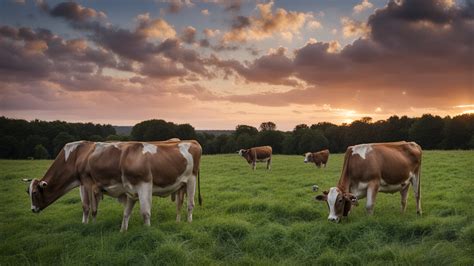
[0,151,473,265]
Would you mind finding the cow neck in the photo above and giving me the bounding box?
[337,151,352,193]
[40,151,80,208]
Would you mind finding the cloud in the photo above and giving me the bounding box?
[222,1,311,43]
[201,9,210,16]
[48,1,106,22]
[210,0,473,110]
[180,26,196,44]
[165,0,194,14]
[353,0,374,14]
[135,13,176,39]
[306,19,322,30]
[203,28,220,37]
[341,17,370,38]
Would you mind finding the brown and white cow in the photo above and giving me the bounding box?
[315,141,422,222]
[238,146,272,170]
[25,140,202,231]
[79,138,183,224]
[304,149,330,168]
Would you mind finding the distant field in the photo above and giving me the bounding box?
[0,151,473,265]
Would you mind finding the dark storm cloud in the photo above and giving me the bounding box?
[48,1,106,22]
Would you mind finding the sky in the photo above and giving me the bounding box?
[0,0,472,130]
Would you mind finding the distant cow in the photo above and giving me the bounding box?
[315,141,422,222]
[25,139,201,231]
[304,149,330,168]
[238,146,272,170]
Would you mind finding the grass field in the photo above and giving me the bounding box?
[0,151,473,265]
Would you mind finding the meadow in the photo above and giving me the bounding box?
[0,151,473,265]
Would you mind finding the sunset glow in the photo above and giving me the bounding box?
[0,0,472,130]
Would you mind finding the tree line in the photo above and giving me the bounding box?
[1,114,473,159]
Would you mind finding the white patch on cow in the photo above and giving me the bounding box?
[93,142,120,156]
[238,149,244,156]
[304,152,311,163]
[29,179,38,212]
[327,187,340,221]
[64,141,83,161]
[142,143,157,154]
[351,144,373,159]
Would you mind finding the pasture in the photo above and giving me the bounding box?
[0,151,473,265]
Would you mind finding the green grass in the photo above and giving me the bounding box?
[0,151,473,265]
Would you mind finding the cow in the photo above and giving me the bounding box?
[304,149,330,168]
[238,146,272,170]
[80,138,183,224]
[315,141,422,222]
[25,140,202,231]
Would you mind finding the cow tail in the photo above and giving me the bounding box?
[416,153,422,200]
[198,169,202,206]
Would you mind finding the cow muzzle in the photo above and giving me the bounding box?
[328,216,340,223]
[31,207,41,213]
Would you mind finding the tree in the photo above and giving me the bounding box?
[235,133,255,149]
[259,122,276,131]
[33,144,49,159]
[293,124,309,132]
[442,115,472,149]
[234,125,258,138]
[53,132,76,156]
[0,135,21,158]
[297,129,329,154]
[131,119,177,141]
[176,124,196,140]
[409,114,444,149]
[256,130,285,153]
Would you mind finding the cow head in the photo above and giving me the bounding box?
[24,178,48,213]
[238,149,248,157]
[315,187,358,222]
[303,152,313,163]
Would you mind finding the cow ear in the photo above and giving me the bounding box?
[344,193,358,206]
[39,181,48,188]
[315,194,327,201]
[323,190,329,195]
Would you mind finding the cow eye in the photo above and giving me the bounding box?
[338,199,343,203]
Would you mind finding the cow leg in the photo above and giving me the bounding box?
[366,182,379,215]
[91,189,101,222]
[176,186,186,222]
[186,176,196,222]
[137,182,153,227]
[266,158,272,170]
[400,183,410,213]
[252,161,256,170]
[120,197,136,232]
[80,185,90,224]
[410,171,422,215]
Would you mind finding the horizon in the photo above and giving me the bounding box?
[1,0,473,131]
[3,112,471,132]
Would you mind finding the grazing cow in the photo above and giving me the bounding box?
[25,140,202,231]
[76,138,184,224]
[238,146,272,170]
[315,141,422,222]
[304,149,330,168]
